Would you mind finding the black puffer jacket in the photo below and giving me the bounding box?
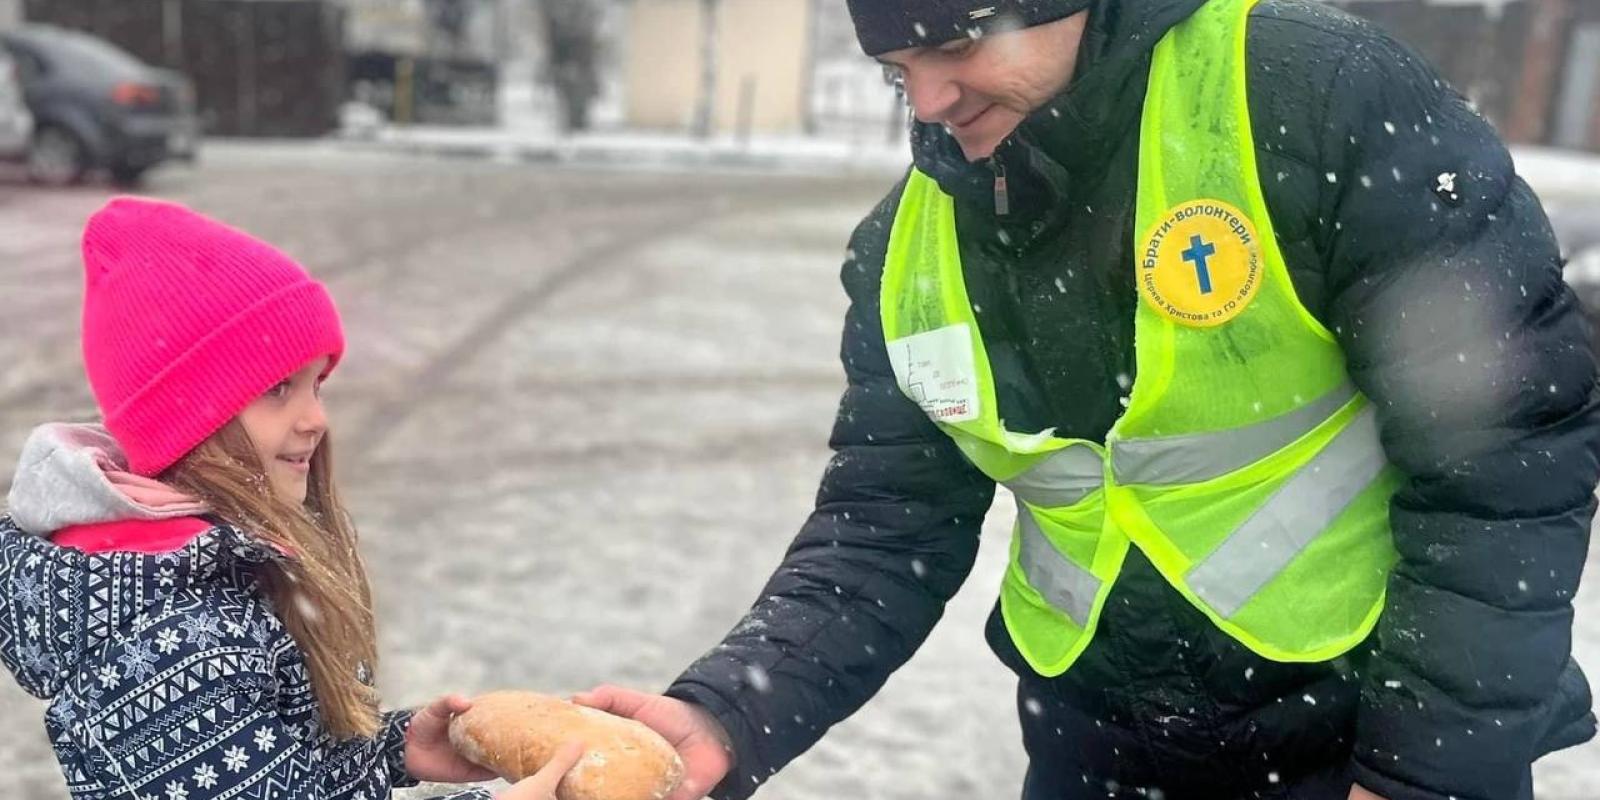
[666,0,1600,798]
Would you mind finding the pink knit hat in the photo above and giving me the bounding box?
[80,197,345,477]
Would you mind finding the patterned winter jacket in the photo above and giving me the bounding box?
[0,423,491,800]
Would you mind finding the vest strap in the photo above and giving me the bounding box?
[1111,381,1359,485]
[1003,445,1104,507]
[1185,405,1388,617]
[999,382,1359,502]
[1016,497,1102,626]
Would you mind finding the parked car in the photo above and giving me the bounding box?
[0,25,197,186]
[0,48,32,160]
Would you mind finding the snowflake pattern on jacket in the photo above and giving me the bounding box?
[0,517,490,800]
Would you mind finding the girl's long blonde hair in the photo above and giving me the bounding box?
[161,421,381,740]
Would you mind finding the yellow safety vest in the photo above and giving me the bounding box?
[879,0,1401,676]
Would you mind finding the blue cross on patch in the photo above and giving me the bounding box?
[1181,234,1216,295]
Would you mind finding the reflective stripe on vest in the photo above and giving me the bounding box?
[1004,445,1104,507]
[1111,381,1360,485]
[1000,382,1381,618]
[1016,498,1101,626]
[1000,380,1360,499]
[1185,404,1388,617]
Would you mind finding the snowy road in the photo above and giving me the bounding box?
[0,144,1595,799]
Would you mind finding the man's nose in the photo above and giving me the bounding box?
[903,67,960,124]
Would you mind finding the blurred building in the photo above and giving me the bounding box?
[342,0,500,61]
[23,0,348,137]
[624,0,818,136]
[622,0,1599,150]
[341,0,504,125]
[1330,0,1600,151]
[807,0,905,142]
[0,0,18,27]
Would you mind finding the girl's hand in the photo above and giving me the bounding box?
[496,742,587,800]
[404,694,498,783]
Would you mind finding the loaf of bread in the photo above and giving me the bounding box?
[448,691,684,800]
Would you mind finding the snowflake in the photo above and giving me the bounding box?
[248,619,275,646]
[180,613,223,650]
[13,572,48,612]
[253,727,276,752]
[20,645,62,681]
[225,620,247,637]
[155,628,182,655]
[48,700,78,731]
[192,763,218,790]
[222,745,250,772]
[24,553,43,569]
[96,664,120,689]
[24,616,41,638]
[164,779,188,800]
[117,640,160,682]
[157,567,177,588]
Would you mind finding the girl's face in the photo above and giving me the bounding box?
[237,357,331,505]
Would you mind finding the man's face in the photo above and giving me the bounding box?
[878,12,1089,161]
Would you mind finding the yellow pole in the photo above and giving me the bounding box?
[396,57,414,124]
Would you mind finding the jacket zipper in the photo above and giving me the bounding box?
[991,158,1010,217]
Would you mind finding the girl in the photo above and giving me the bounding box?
[0,197,580,800]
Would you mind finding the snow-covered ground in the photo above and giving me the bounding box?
[1513,147,1600,204]
[335,112,1600,195]
[0,143,1594,800]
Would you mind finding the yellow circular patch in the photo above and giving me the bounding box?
[1137,199,1263,327]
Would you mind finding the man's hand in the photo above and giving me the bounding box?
[404,694,499,783]
[1349,785,1389,800]
[572,685,734,800]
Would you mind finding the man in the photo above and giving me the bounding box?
[577,0,1600,798]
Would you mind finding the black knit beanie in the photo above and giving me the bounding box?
[847,0,1091,56]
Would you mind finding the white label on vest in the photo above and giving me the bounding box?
[888,323,980,424]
